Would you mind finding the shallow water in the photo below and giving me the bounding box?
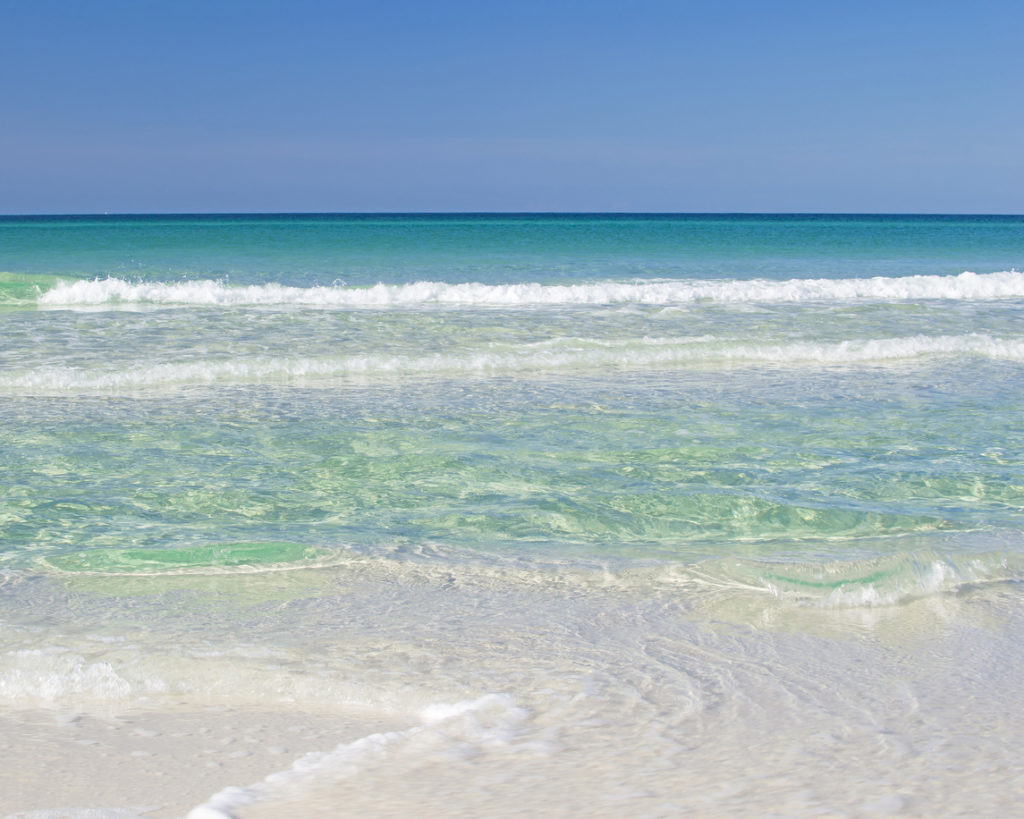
[1,214,1023,816]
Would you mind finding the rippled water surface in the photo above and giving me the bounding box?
[1,214,1023,817]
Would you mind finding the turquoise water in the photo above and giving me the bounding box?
[2,214,1024,816]
[3,213,1024,284]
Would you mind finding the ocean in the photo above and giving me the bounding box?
[1,213,1023,817]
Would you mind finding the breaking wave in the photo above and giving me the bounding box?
[36,270,1024,309]
[4,333,1023,392]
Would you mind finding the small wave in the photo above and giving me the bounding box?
[670,550,1023,608]
[3,333,1022,392]
[0,649,134,705]
[36,270,1024,309]
[187,694,528,819]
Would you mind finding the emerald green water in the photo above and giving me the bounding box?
[2,214,1024,817]
[46,542,326,573]
[2,369,1022,571]
[1,214,1023,574]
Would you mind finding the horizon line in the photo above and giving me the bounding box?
[3,210,1023,219]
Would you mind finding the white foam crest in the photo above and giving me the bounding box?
[187,693,528,819]
[4,333,1023,393]
[37,270,1024,309]
[0,649,135,704]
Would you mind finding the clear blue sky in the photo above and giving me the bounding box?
[2,0,1021,213]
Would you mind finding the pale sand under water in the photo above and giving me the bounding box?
[4,574,1023,818]
[2,706,409,818]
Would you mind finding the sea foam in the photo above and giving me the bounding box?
[36,270,1024,308]
[3,333,1022,392]
[186,694,529,819]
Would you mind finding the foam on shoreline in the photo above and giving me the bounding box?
[2,548,1023,818]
